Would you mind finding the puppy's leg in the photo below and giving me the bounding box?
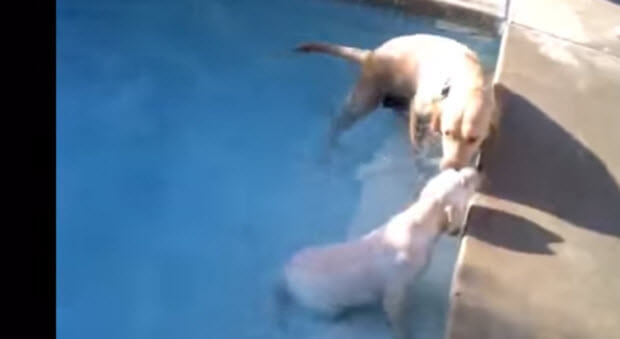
[328,76,381,147]
[383,279,412,339]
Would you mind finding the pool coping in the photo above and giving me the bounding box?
[337,0,509,35]
[445,0,620,338]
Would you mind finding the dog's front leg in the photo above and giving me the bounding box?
[383,278,412,339]
[407,100,421,152]
[328,76,381,147]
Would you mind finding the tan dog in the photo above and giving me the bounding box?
[295,34,498,169]
[432,55,499,169]
[282,167,481,339]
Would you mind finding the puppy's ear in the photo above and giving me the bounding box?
[459,173,469,187]
[482,110,500,155]
[444,205,454,226]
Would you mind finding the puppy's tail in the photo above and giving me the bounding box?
[294,42,369,64]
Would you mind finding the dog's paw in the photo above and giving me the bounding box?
[410,140,424,155]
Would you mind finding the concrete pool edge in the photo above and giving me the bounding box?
[338,0,508,35]
[445,0,620,338]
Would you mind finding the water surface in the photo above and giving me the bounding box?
[56,1,499,338]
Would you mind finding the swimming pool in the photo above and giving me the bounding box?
[56,0,499,338]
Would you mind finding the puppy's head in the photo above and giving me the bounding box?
[445,167,481,235]
[420,167,481,235]
[457,166,483,194]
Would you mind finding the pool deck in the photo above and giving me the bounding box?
[445,0,620,338]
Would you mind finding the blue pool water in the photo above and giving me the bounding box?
[56,1,499,338]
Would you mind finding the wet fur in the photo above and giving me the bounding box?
[295,34,499,169]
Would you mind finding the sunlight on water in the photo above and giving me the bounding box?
[56,0,499,338]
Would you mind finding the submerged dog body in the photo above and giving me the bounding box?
[283,167,481,338]
[296,34,498,169]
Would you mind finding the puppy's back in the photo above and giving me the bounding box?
[284,237,388,312]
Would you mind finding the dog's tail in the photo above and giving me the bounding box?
[294,42,369,64]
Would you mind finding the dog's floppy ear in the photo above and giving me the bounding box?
[489,106,501,139]
[481,106,500,156]
[430,108,441,133]
[488,82,504,140]
[479,88,501,156]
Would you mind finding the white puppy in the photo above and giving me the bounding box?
[282,167,481,339]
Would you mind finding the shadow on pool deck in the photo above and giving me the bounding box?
[466,205,564,255]
[476,83,620,240]
[448,83,620,338]
[445,0,620,337]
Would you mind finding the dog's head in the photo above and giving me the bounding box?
[420,167,481,235]
[436,84,496,170]
[432,54,498,170]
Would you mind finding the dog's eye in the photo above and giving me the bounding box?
[466,136,478,144]
[441,85,451,98]
[443,130,451,136]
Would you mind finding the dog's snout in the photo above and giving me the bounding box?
[471,174,483,190]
